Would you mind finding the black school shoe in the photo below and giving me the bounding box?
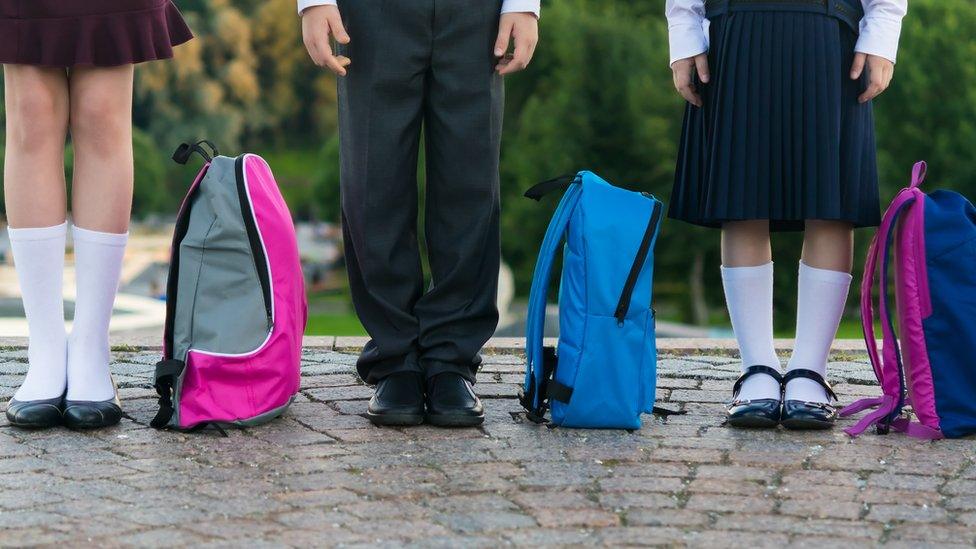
[780,369,838,430]
[366,371,426,426]
[425,373,485,428]
[726,365,783,429]
[6,393,66,429]
[63,387,123,430]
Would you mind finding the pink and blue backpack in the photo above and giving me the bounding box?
[842,162,976,439]
[151,141,307,431]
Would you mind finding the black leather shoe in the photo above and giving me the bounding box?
[366,372,425,426]
[63,381,123,430]
[425,373,485,427]
[780,369,838,430]
[5,394,65,429]
[726,365,783,429]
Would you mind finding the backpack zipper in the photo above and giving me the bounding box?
[614,197,662,325]
[234,155,274,325]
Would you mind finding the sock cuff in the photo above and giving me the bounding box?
[71,225,129,247]
[7,222,68,242]
[799,261,853,285]
[721,261,774,281]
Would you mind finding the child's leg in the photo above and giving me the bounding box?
[721,221,781,401]
[3,65,71,401]
[65,65,134,402]
[414,0,504,382]
[336,1,429,384]
[786,220,854,403]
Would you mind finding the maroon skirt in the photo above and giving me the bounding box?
[0,0,193,67]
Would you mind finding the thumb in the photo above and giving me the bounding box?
[850,52,866,79]
[494,20,513,57]
[329,13,351,44]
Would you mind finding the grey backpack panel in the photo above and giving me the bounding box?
[172,156,270,359]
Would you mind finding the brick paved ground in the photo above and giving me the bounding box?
[0,345,974,547]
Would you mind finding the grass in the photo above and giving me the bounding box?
[304,288,367,336]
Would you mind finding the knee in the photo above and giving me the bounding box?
[5,89,67,152]
[70,95,131,154]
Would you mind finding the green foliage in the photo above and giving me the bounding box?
[1,0,975,331]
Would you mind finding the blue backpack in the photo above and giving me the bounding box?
[519,171,677,429]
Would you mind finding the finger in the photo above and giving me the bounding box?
[850,53,866,80]
[694,54,710,84]
[319,40,347,76]
[327,12,350,44]
[678,85,702,107]
[494,20,513,58]
[858,82,882,103]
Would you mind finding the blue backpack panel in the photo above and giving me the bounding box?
[519,171,673,429]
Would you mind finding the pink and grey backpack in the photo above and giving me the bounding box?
[842,162,976,439]
[151,141,307,431]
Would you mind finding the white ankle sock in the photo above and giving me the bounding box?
[8,223,68,401]
[786,261,853,404]
[67,225,128,401]
[721,262,782,401]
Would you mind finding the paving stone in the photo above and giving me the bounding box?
[0,347,970,545]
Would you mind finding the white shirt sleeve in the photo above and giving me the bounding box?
[299,0,540,17]
[665,0,708,66]
[298,0,334,15]
[502,0,541,17]
[856,0,908,63]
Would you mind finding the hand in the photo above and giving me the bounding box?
[494,13,539,75]
[301,5,351,76]
[851,53,894,103]
[671,53,710,107]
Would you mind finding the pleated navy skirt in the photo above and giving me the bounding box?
[670,10,880,232]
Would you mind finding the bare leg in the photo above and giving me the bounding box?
[720,221,781,405]
[68,65,134,233]
[65,65,134,402]
[786,220,854,405]
[4,65,69,227]
[3,66,71,404]
[801,220,854,272]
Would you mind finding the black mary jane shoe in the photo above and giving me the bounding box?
[5,393,66,429]
[63,382,123,430]
[780,369,838,430]
[366,372,426,426]
[726,365,784,429]
[425,373,485,428]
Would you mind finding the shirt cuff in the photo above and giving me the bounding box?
[501,0,541,17]
[855,17,903,63]
[668,23,709,66]
[298,0,335,16]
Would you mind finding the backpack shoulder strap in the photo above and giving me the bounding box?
[841,187,917,436]
[521,176,583,417]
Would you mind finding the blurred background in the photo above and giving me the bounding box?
[0,0,974,339]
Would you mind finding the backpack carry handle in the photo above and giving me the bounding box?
[173,140,220,165]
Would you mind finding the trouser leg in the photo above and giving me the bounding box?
[337,0,431,383]
[415,0,504,382]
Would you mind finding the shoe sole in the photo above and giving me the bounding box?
[425,413,485,428]
[7,419,61,429]
[366,411,425,427]
[781,418,834,430]
[726,416,779,429]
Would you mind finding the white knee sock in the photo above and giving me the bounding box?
[721,262,782,401]
[785,261,853,403]
[8,223,68,401]
[67,225,128,401]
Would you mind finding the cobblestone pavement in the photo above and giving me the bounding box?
[0,347,974,547]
